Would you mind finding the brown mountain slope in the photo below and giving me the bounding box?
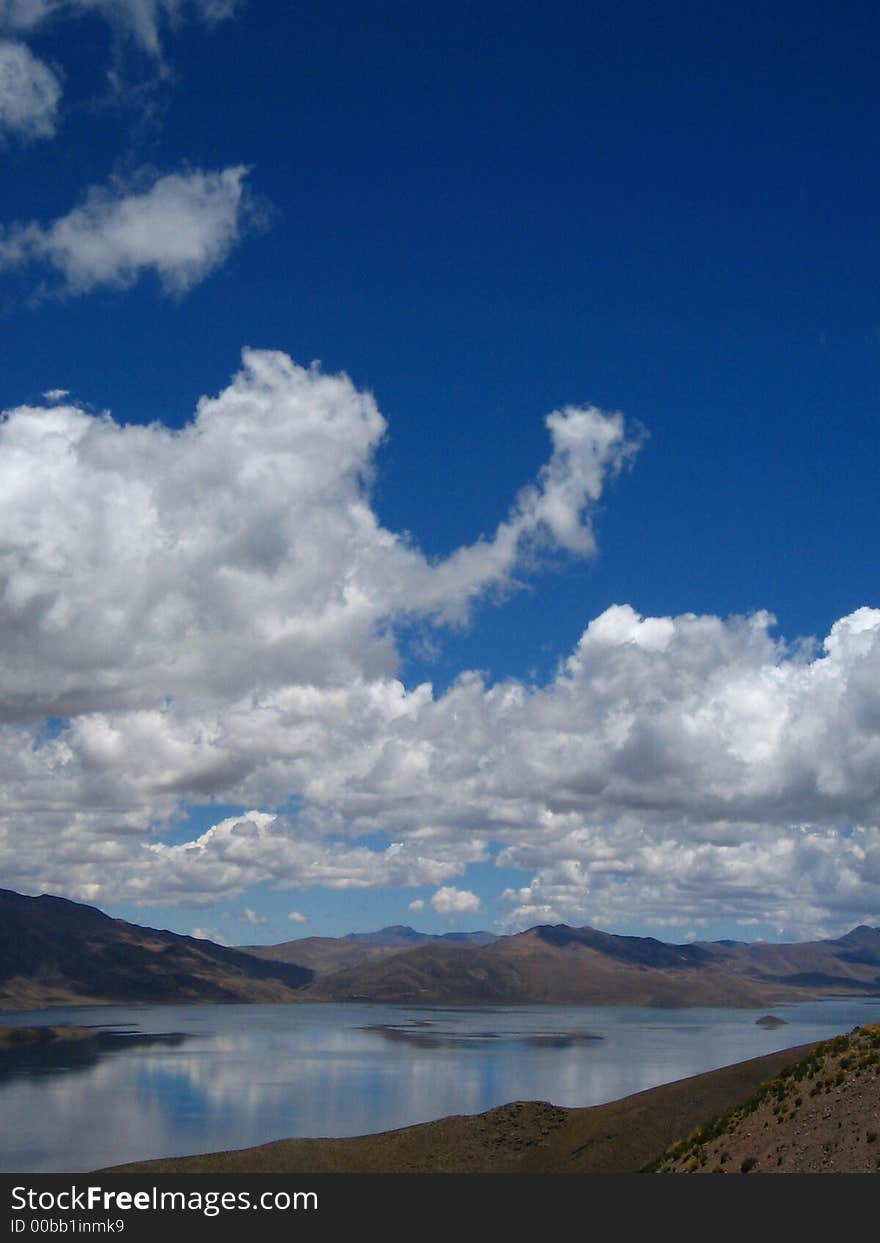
[696,927,880,991]
[307,923,880,1006]
[307,928,800,1006]
[101,1041,821,1174]
[0,888,313,1008]
[648,1022,880,1173]
[241,925,496,975]
[240,937,408,975]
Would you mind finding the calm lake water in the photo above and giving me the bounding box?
[1,997,878,1172]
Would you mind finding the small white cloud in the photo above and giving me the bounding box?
[41,387,69,401]
[408,898,425,912]
[431,886,481,915]
[241,905,264,926]
[287,910,307,924]
[0,40,61,143]
[190,926,226,943]
[0,164,255,297]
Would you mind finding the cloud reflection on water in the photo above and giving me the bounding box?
[1,999,878,1172]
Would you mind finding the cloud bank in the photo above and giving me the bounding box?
[0,165,252,296]
[1,349,879,937]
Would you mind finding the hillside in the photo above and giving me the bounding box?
[0,888,313,1008]
[648,1022,880,1173]
[694,927,880,992]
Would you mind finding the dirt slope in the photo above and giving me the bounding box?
[650,1022,880,1173]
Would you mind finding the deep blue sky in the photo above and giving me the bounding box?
[6,4,877,658]
[2,2,879,944]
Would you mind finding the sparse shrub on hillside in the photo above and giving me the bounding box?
[645,1025,880,1175]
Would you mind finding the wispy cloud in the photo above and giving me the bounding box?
[0,39,61,142]
[0,1,240,59]
[0,164,255,297]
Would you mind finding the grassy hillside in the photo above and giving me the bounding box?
[647,1022,880,1173]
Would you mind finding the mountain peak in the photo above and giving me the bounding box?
[343,925,425,945]
[835,925,880,943]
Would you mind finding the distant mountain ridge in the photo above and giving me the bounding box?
[3,886,880,1010]
[343,924,497,946]
[241,923,498,975]
[290,920,880,1006]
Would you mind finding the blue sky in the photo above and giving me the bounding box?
[1,2,879,947]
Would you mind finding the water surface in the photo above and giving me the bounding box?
[1,997,877,1172]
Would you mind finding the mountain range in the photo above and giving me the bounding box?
[241,924,497,975]
[290,922,880,1007]
[3,886,880,1010]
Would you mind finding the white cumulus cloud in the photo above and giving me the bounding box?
[0,164,254,297]
[0,39,60,142]
[0,348,634,720]
[2,350,880,938]
[408,899,425,913]
[287,910,306,924]
[431,886,481,915]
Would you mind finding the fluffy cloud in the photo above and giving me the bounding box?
[0,39,60,141]
[0,348,633,720]
[0,1,238,58]
[3,350,880,937]
[408,899,425,913]
[431,887,481,915]
[287,910,306,924]
[0,165,253,297]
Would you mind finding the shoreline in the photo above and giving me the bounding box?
[0,1024,103,1050]
[3,988,877,1015]
[100,1039,823,1175]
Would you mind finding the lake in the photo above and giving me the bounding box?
[1,996,878,1172]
